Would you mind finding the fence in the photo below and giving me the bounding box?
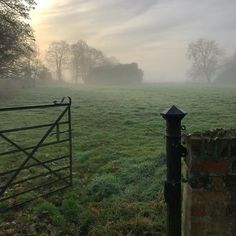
[0,97,72,212]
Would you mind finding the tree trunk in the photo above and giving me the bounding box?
[57,67,63,81]
[206,75,212,83]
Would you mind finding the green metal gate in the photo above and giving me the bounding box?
[0,97,72,212]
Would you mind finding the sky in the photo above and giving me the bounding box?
[31,0,236,81]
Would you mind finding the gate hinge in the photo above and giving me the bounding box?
[178,143,187,158]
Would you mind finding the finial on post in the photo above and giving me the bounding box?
[161,105,187,120]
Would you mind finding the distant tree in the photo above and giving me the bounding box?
[215,54,236,84]
[106,56,119,65]
[187,38,224,83]
[70,40,89,83]
[22,46,52,82]
[37,65,53,81]
[20,44,40,80]
[86,63,143,85]
[0,0,36,79]
[70,40,118,83]
[11,44,50,87]
[89,47,109,68]
[46,41,69,81]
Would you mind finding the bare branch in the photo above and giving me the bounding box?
[187,38,224,83]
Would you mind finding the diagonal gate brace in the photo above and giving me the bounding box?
[0,106,69,197]
[0,133,69,193]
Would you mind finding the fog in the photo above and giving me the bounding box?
[1,1,236,234]
[31,0,236,82]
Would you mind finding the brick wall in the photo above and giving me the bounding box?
[182,132,236,236]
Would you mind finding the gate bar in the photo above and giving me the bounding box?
[0,103,69,112]
[0,175,70,202]
[0,165,70,188]
[0,185,70,213]
[0,154,69,177]
[0,139,69,157]
[0,121,68,134]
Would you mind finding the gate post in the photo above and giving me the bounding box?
[161,105,187,236]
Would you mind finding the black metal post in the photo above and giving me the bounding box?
[161,105,187,236]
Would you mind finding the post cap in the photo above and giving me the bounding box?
[160,105,187,120]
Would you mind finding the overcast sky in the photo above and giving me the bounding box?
[31,0,236,81]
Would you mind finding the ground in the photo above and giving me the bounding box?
[0,83,235,236]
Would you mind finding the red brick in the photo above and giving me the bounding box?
[207,202,227,218]
[211,176,225,190]
[191,160,228,174]
[191,221,206,232]
[191,204,206,217]
[192,191,229,205]
[190,138,203,157]
[191,221,228,236]
[204,139,216,157]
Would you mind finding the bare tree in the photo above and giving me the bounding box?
[70,40,117,83]
[70,40,89,83]
[187,38,224,83]
[46,41,69,81]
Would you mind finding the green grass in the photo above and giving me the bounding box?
[0,83,236,235]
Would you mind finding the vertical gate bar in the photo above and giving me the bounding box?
[161,105,187,236]
[67,97,73,186]
[56,123,60,142]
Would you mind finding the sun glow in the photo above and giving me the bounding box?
[36,0,49,9]
[31,0,53,24]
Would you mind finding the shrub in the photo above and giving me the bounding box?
[79,209,96,234]
[33,200,65,227]
[61,198,80,221]
[87,174,121,201]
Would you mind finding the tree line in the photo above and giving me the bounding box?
[46,40,144,84]
[46,40,119,83]
[86,63,143,85]
[0,0,36,79]
[0,1,235,85]
[0,0,143,85]
[0,0,53,84]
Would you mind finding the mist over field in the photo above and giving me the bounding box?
[0,1,236,235]
[30,0,236,82]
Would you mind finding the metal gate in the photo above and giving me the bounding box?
[0,97,72,212]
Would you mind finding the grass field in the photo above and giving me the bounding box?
[0,83,236,236]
